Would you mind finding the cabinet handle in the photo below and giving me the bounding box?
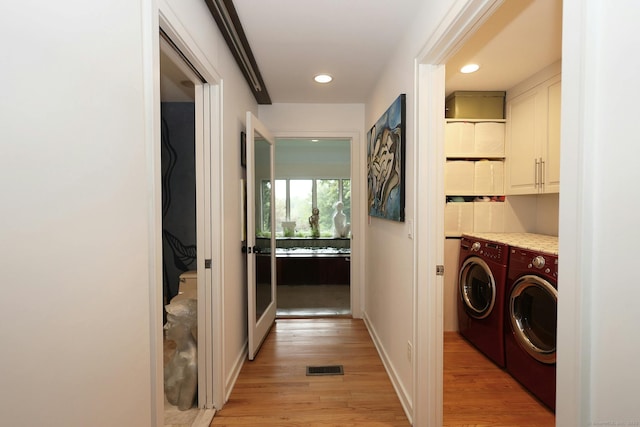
[535,158,540,188]
[541,159,545,188]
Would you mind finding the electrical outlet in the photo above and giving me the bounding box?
[407,341,412,362]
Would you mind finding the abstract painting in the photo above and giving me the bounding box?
[367,94,406,222]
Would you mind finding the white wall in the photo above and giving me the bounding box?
[275,140,351,179]
[362,1,455,418]
[363,37,417,424]
[259,103,365,133]
[558,0,640,424]
[504,193,560,235]
[0,1,153,425]
[0,0,257,425]
[535,193,559,236]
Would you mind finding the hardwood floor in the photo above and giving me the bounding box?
[210,318,410,426]
[444,331,555,426]
[209,321,555,426]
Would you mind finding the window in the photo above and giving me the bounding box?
[266,178,351,237]
[259,180,272,235]
[288,179,313,234]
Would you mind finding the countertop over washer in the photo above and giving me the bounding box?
[463,232,558,255]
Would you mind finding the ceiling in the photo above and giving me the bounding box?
[161,0,562,104]
[231,0,425,104]
[160,48,195,102]
[445,0,562,96]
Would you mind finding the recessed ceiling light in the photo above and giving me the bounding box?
[314,74,333,84]
[460,64,480,74]
[311,139,319,142]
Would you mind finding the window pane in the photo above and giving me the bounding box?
[317,179,340,236]
[342,179,351,222]
[289,180,312,235]
[260,180,272,234]
[274,180,287,236]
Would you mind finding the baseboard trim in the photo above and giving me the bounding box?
[191,408,216,427]
[224,340,248,403]
[362,312,413,425]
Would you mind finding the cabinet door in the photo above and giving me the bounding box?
[506,88,541,195]
[544,78,561,193]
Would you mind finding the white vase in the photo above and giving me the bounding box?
[281,221,296,237]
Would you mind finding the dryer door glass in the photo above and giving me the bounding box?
[459,258,496,319]
[509,275,557,364]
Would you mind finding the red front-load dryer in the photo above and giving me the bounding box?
[505,246,558,411]
[457,235,509,367]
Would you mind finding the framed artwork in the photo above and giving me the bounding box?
[240,131,247,167]
[367,94,406,222]
[240,178,247,242]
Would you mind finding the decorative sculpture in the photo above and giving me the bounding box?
[164,299,198,410]
[333,201,351,238]
[309,207,320,238]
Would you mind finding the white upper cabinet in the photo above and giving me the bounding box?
[505,65,561,195]
[546,79,561,192]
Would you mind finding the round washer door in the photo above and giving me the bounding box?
[459,257,496,319]
[509,274,558,364]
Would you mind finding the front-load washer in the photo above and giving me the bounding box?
[505,246,558,411]
[457,235,509,367]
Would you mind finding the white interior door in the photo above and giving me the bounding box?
[246,112,276,360]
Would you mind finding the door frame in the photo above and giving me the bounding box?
[159,30,212,407]
[272,130,363,319]
[415,0,588,426]
[413,1,506,425]
[148,3,225,423]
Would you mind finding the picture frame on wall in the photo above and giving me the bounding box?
[367,94,406,222]
[240,131,247,167]
[240,178,246,242]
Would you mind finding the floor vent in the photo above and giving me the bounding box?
[306,365,344,376]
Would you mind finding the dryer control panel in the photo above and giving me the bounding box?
[509,247,558,281]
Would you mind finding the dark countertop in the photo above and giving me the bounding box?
[276,247,351,257]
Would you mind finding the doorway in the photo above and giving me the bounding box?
[441,2,561,422]
[273,138,352,317]
[156,20,222,424]
[414,0,562,425]
[159,39,199,424]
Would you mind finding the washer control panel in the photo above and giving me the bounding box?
[461,236,508,264]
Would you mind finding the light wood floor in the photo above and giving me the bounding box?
[208,320,555,426]
[210,318,410,426]
[444,331,555,426]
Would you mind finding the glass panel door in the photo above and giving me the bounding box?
[246,112,276,360]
